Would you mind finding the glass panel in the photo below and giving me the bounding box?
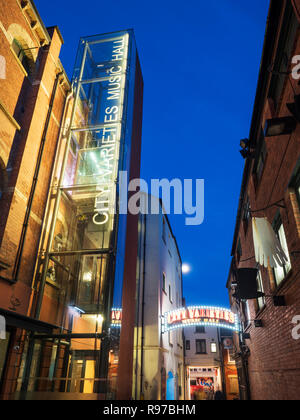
[43,252,108,324]
[51,189,113,253]
[73,34,128,83]
[33,30,137,400]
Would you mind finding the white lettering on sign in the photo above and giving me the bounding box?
[292,55,300,80]
[162,306,238,334]
[93,36,128,226]
[292,315,300,340]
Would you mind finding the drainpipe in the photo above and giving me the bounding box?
[140,212,146,399]
[0,71,63,284]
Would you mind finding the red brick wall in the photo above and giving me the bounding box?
[229,0,300,400]
[0,1,69,317]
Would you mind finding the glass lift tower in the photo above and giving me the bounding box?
[17,30,143,400]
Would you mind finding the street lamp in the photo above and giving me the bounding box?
[182,264,191,275]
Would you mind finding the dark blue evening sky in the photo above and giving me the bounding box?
[35,0,269,308]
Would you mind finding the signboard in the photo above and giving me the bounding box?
[162,306,239,333]
[111,308,122,327]
[223,338,233,350]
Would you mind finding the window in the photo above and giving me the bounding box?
[195,326,205,334]
[162,273,166,293]
[195,339,206,354]
[292,168,300,209]
[257,271,265,311]
[268,2,299,109]
[210,342,217,353]
[253,136,267,186]
[169,285,172,303]
[11,39,31,74]
[273,214,292,287]
[229,376,239,394]
[243,196,251,234]
[162,218,166,244]
[185,340,190,351]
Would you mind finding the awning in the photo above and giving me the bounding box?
[0,308,56,334]
[252,217,288,268]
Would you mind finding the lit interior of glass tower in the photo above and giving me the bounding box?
[16,30,137,399]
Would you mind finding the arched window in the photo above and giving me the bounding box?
[11,38,31,74]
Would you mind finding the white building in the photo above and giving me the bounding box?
[184,326,222,400]
[132,195,185,400]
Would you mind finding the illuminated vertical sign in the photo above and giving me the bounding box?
[91,35,129,228]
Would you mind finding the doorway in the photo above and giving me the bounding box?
[0,331,11,390]
[166,371,175,400]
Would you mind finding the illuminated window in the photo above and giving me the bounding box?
[195,339,206,354]
[273,214,291,287]
[210,342,217,353]
[11,39,31,74]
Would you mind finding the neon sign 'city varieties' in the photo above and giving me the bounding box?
[93,36,129,226]
[162,306,239,333]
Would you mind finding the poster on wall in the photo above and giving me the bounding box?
[190,377,215,400]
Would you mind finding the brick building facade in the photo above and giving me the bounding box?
[227,0,300,401]
[0,0,70,400]
[0,1,144,400]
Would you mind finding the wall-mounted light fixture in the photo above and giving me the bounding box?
[264,117,297,137]
[239,138,255,159]
[254,320,263,328]
[273,296,286,307]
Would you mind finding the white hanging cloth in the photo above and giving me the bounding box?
[252,217,288,268]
